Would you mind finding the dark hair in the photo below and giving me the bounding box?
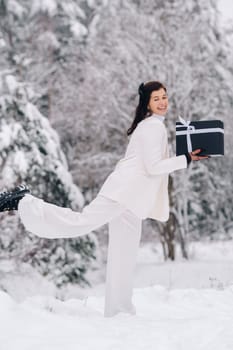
[127,81,167,136]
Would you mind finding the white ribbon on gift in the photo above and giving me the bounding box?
[176,116,224,153]
[176,116,195,152]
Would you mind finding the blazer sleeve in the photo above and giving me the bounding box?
[137,122,187,176]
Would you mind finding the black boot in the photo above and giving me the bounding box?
[0,184,31,212]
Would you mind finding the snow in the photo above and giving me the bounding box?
[87,0,96,8]
[218,0,233,24]
[0,261,57,302]
[70,21,88,39]
[0,123,12,149]
[61,3,86,20]
[0,285,233,350]
[30,0,57,17]
[133,241,233,289]
[13,150,29,175]
[0,122,21,149]
[5,75,18,94]
[8,0,25,18]
[24,102,85,208]
[89,14,101,37]
[0,38,6,48]
[37,31,60,50]
[1,240,233,349]
[25,102,63,159]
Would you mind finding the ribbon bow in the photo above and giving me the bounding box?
[176,116,195,153]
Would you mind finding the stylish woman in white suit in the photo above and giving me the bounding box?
[0,81,208,317]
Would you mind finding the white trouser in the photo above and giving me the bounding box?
[18,194,142,317]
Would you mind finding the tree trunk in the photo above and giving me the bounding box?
[159,175,176,260]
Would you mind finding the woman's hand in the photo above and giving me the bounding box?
[190,149,209,161]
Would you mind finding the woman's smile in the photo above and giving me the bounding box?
[147,88,168,115]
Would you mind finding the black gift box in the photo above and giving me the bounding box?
[176,119,224,157]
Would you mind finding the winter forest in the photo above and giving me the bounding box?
[0,0,233,348]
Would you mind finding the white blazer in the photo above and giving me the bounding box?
[98,115,187,221]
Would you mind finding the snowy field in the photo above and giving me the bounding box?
[1,240,233,350]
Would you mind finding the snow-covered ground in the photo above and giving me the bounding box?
[1,240,233,350]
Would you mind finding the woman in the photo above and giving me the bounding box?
[0,81,208,317]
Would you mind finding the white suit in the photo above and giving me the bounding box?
[18,113,187,317]
[98,114,187,220]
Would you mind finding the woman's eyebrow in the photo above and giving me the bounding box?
[153,94,167,98]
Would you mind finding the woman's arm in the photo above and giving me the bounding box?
[138,123,187,176]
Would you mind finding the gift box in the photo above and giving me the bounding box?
[176,117,224,157]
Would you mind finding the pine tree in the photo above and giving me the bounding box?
[0,1,98,286]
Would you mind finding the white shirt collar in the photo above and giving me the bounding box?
[150,113,165,123]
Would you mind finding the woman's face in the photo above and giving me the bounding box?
[147,88,168,115]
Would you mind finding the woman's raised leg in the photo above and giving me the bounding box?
[18,194,126,239]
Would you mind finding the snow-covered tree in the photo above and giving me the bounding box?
[0,72,97,287]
